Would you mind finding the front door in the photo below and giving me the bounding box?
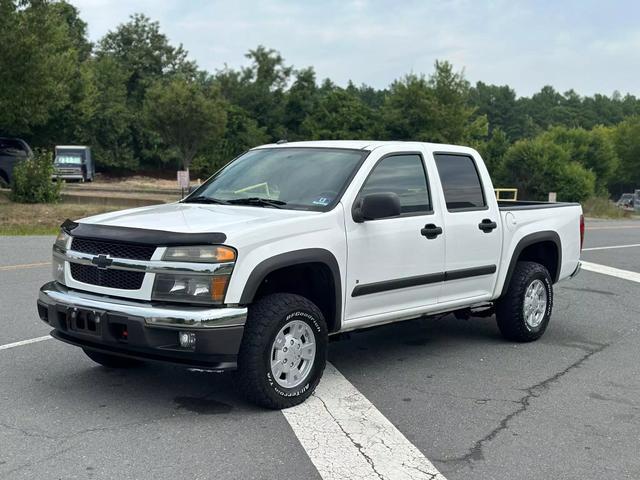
[344,151,445,323]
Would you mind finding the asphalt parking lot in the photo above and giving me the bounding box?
[1,218,639,480]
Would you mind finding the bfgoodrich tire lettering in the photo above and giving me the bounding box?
[236,293,328,409]
[496,261,553,342]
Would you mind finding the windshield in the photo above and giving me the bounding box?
[187,147,367,211]
[55,154,83,165]
[0,139,28,157]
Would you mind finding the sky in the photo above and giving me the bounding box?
[70,0,640,98]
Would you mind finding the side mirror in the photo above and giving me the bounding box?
[353,192,401,223]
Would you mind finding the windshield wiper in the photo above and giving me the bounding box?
[182,195,230,205]
[227,197,287,209]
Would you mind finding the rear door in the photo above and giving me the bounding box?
[433,152,502,303]
[344,150,445,323]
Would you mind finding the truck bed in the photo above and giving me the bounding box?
[498,200,581,211]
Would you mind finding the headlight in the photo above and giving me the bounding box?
[54,230,71,250]
[153,245,236,304]
[162,245,235,263]
[152,274,230,304]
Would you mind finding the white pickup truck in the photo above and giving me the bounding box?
[38,141,583,409]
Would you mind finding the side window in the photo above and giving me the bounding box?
[434,154,486,210]
[360,154,431,214]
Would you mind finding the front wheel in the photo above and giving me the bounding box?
[496,261,553,342]
[236,293,328,409]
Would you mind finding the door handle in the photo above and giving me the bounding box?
[421,223,443,239]
[478,219,498,232]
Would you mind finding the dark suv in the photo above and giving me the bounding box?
[0,137,32,187]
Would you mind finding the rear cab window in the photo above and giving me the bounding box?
[433,153,486,211]
[359,153,432,215]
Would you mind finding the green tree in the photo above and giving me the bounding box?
[381,62,487,143]
[301,88,374,140]
[380,74,434,140]
[191,105,269,179]
[476,128,510,179]
[0,0,82,137]
[143,78,227,172]
[612,115,640,190]
[429,61,487,143]
[97,13,196,101]
[540,126,619,193]
[501,137,595,202]
[79,56,137,170]
[470,82,523,139]
[96,14,197,168]
[30,1,93,146]
[282,67,319,140]
[216,46,293,140]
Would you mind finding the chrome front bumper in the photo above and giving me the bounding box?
[38,281,247,329]
[37,282,247,369]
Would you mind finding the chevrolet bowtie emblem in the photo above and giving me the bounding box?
[91,254,113,270]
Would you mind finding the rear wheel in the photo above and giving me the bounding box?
[83,349,143,368]
[236,293,328,409]
[496,261,553,342]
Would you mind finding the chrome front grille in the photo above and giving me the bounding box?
[67,238,155,290]
[69,263,145,290]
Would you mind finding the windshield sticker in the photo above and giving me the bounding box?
[312,197,331,206]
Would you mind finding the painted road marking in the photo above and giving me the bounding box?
[581,261,640,284]
[0,335,51,351]
[586,225,640,230]
[0,261,51,271]
[582,243,640,251]
[283,362,446,480]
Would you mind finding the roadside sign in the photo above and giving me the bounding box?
[177,170,190,189]
[548,192,557,203]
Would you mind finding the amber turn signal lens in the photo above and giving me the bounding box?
[211,275,230,302]
[162,245,236,263]
[214,246,236,262]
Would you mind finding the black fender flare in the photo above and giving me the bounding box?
[499,231,562,298]
[238,248,343,332]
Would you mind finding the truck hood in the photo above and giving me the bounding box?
[78,202,319,236]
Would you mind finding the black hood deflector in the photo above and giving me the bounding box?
[61,219,226,246]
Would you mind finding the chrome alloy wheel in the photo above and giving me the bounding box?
[523,279,548,329]
[270,320,316,389]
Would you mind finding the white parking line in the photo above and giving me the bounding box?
[581,261,640,284]
[586,225,640,230]
[0,335,51,351]
[583,243,640,251]
[283,362,446,480]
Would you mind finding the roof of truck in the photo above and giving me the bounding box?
[253,140,476,153]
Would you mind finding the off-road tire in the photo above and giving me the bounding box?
[496,261,553,342]
[83,349,143,368]
[236,293,328,409]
